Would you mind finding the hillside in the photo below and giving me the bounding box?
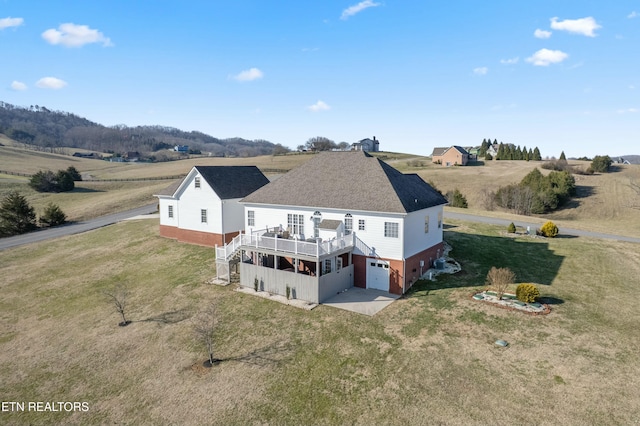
[0,101,282,158]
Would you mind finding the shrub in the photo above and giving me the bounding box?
[446,188,468,208]
[507,222,516,233]
[516,283,540,303]
[254,276,259,292]
[590,155,612,173]
[0,191,37,236]
[39,203,67,227]
[539,221,559,238]
[485,267,516,300]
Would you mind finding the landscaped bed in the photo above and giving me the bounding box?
[472,291,550,315]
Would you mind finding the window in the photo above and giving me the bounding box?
[358,219,366,231]
[201,209,207,223]
[438,211,442,229]
[384,222,398,238]
[344,214,353,235]
[287,213,305,235]
[194,177,201,188]
[168,205,174,218]
[424,215,429,233]
[323,259,332,274]
[247,210,255,226]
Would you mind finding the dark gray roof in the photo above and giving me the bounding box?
[195,166,269,199]
[450,146,470,155]
[242,151,448,213]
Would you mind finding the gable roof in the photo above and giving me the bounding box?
[450,146,470,155]
[241,151,448,214]
[195,166,269,199]
[156,166,269,199]
[431,147,447,157]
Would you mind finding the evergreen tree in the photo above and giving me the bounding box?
[0,191,37,236]
[533,147,542,161]
[66,166,82,181]
[56,170,75,192]
[496,143,505,160]
[39,203,67,227]
[559,151,567,161]
[522,145,529,161]
[515,145,522,160]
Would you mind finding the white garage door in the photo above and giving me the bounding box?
[367,259,390,291]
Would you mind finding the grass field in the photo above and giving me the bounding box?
[1,218,639,425]
[4,143,639,237]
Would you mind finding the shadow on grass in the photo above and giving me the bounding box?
[220,344,292,367]
[538,296,565,305]
[72,187,105,193]
[558,185,595,210]
[138,308,192,325]
[408,229,565,297]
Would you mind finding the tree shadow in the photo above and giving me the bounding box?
[466,160,485,167]
[138,308,192,325]
[407,230,565,296]
[538,296,565,305]
[72,187,105,193]
[555,185,594,210]
[219,343,292,368]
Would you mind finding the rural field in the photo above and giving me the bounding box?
[2,143,640,424]
[1,217,639,425]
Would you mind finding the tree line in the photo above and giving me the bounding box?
[0,101,282,158]
[479,139,542,161]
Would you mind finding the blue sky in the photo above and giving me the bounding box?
[1,1,638,157]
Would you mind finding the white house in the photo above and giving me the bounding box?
[155,166,269,247]
[215,151,448,303]
[351,136,380,152]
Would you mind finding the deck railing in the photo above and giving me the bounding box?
[216,230,356,261]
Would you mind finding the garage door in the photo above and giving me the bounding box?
[367,259,389,291]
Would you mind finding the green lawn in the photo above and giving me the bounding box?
[1,218,639,424]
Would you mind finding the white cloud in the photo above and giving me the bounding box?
[340,1,380,20]
[42,23,113,47]
[307,100,330,112]
[232,68,264,82]
[0,17,24,29]
[630,85,636,90]
[36,77,68,89]
[550,17,601,37]
[628,11,638,19]
[617,108,638,114]
[473,67,488,75]
[500,57,519,65]
[526,48,568,66]
[10,81,27,91]
[534,29,552,39]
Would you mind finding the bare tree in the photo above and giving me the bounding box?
[103,284,131,326]
[194,303,218,367]
[485,267,516,300]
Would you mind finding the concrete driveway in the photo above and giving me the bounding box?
[322,287,400,316]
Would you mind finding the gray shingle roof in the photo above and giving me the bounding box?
[318,219,343,230]
[431,147,447,157]
[195,166,269,199]
[241,151,448,213]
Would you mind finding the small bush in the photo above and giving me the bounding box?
[485,267,516,300]
[254,276,259,292]
[516,283,540,303]
[446,188,468,208]
[39,203,67,227]
[507,222,516,233]
[539,221,559,238]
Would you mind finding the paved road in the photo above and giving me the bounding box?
[445,211,640,244]
[0,204,158,251]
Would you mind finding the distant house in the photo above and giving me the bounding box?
[613,157,631,165]
[213,151,448,303]
[431,146,470,166]
[125,151,141,162]
[352,136,380,152]
[174,145,189,153]
[154,166,269,247]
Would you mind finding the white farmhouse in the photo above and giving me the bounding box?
[215,151,448,303]
[155,166,269,247]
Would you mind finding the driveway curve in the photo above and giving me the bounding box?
[0,204,158,251]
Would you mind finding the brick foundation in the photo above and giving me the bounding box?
[159,225,238,248]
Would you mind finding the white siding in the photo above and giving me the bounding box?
[242,203,405,260]
[174,172,224,234]
[158,198,178,227]
[221,198,246,234]
[403,206,444,258]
